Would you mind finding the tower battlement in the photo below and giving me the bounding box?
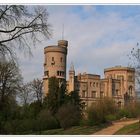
[58,40,68,47]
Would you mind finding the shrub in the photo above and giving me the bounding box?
[86,98,117,125]
[116,108,132,119]
[56,103,82,129]
[36,109,60,131]
[86,104,105,125]
[105,114,117,121]
[3,119,32,134]
[116,102,140,119]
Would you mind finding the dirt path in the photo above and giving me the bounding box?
[92,119,139,135]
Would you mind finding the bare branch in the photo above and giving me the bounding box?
[0,5,52,58]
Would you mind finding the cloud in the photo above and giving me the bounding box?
[17,5,140,82]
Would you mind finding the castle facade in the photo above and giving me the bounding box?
[43,40,135,107]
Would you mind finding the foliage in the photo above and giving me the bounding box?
[36,109,60,131]
[105,114,117,121]
[56,103,82,129]
[117,102,140,119]
[68,91,84,108]
[18,82,33,106]
[30,78,43,105]
[46,77,66,114]
[86,98,117,125]
[55,90,83,129]
[0,59,22,110]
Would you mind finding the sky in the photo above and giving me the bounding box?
[17,5,140,82]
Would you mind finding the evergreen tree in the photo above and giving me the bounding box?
[47,77,66,114]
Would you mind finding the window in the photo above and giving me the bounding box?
[129,86,133,95]
[93,82,95,87]
[96,82,98,87]
[57,71,59,76]
[82,90,86,98]
[90,82,92,87]
[44,71,49,76]
[60,57,63,62]
[91,91,96,98]
[57,71,64,76]
[51,57,55,65]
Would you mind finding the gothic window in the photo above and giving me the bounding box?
[52,57,54,61]
[129,86,133,95]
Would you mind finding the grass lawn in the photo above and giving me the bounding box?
[115,122,140,135]
[31,124,108,135]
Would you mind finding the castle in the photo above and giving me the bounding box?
[43,40,135,107]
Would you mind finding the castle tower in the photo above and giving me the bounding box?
[43,40,68,95]
[68,63,75,93]
[104,66,135,105]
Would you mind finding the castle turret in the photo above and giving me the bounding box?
[43,40,68,95]
[68,63,75,93]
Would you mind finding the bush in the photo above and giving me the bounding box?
[36,109,60,131]
[86,98,117,125]
[3,121,15,134]
[3,109,60,134]
[116,102,140,119]
[105,114,117,121]
[86,104,105,125]
[3,119,34,134]
[116,108,132,119]
[56,103,82,129]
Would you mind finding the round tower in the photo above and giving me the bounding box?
[43,40,68,95]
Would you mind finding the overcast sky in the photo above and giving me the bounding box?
[17,5,140,82]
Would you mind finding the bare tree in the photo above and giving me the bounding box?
[0,5,51,57]
[30,78,43,104]
[128,43,140,90]
[0,59,22,108]
[18,83,33,106]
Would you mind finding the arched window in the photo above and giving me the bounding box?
[129,86,133,95]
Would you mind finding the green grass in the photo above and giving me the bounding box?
[115,122,140,135]
[31,124,108,135]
